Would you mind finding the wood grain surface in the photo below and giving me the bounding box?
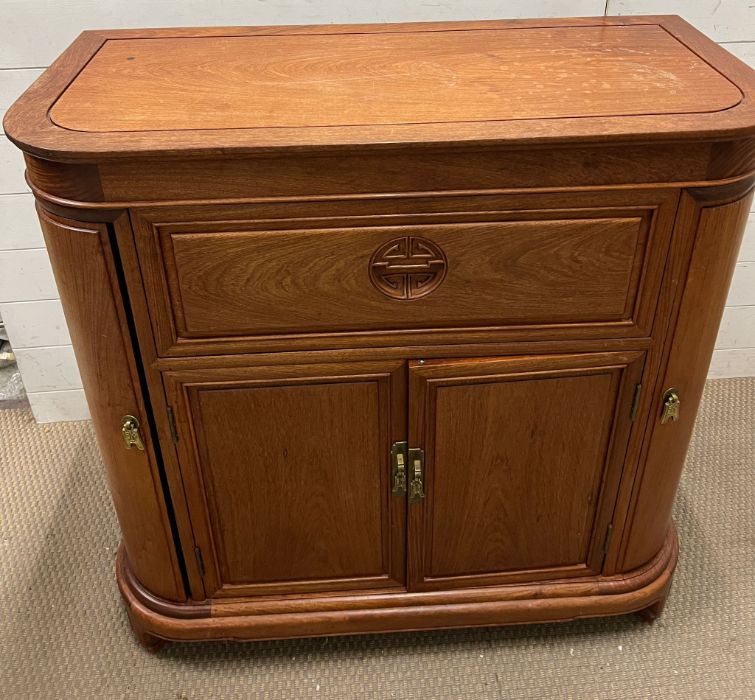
[5,16,755,159]
[38,209,186,602]
[164,218,644,334]
[50,26,741,133]
[408,351,644,591]
[128,189,676,357]
[620,184,754,571]
[116,529,678,644]
[164,360,407,599]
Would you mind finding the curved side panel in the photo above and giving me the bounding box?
[37,206,186,602]
[621,183,754,571]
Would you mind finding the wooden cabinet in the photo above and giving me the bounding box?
[5,16,755,647]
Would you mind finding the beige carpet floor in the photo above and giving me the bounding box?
[0,378,753,699]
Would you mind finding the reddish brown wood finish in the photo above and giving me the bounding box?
[117,528,678,642]
[5,16,755,647]
[407,352,645,591]
[50,25,741,133]
[159,218,642,333]
[37,210,185,602]
[5,16,755,159]
[620,185,754,571]
[163,361,407,599]
[127,189,677,357]
[22,139,755,210]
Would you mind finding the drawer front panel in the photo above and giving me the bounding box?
[172,219,641,331]
[129,191,678,356]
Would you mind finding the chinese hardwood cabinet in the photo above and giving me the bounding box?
[5,16,754,647]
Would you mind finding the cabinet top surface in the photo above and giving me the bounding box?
[6,16,755,160]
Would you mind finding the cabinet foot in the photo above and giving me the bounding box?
[125,605,166,652]
[636,587,671,624]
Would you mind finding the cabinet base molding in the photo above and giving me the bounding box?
[117,527,678,647]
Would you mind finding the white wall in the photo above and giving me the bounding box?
[0,1,753,422]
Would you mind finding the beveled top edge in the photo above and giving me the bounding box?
[5,15,755,163]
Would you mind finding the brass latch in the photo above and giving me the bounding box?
[121,415,145,450]
[391,441,407,496]
[660,389,681,424]
[391,442,425,502]
[408,448,425,503]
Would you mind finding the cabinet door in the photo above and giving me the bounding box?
[164,360,406,599]
[407,351,644,591]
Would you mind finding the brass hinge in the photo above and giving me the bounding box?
[391,441,408,496]
[630,383,642,422]
[602,523,614,555]
[167,406,179,443]
[194,546,205,577]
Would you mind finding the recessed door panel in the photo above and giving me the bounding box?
[408,351,644,591]
[164,360,406,598]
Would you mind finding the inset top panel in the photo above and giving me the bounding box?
[5,17,755,158]
[50,25,741,132]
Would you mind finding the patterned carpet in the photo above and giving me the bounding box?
[0,378,753,699]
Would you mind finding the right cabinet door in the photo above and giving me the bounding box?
[408,351,645,591]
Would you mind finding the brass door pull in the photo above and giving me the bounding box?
[390,442,424,502]
[660,389,680,424]
[391,441,407,496]
[408,448,425,503]
[122,415,145,450]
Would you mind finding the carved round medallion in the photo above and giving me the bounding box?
[369,236,447,300]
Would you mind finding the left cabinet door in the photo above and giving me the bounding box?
[163,360,407,599]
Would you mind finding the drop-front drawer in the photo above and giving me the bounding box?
[128,190,678,356]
